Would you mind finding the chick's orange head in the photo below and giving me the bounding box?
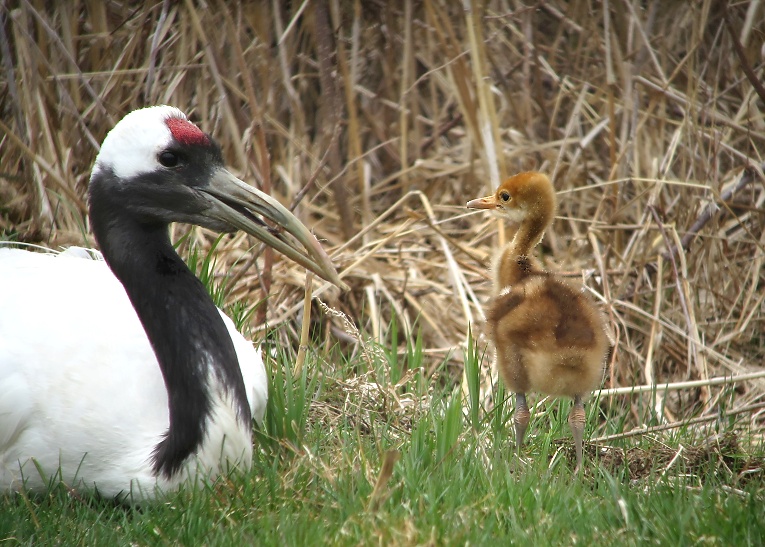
[466,172,556,225]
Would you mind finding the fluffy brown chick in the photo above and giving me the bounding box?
[467,172,609,471]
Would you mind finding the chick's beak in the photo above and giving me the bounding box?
[466,195,499,210]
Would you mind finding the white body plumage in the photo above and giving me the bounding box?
[0,247,266,499]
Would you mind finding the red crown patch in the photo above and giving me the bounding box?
[165,117,210,147]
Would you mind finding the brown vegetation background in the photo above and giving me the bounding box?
[1,1,764,426]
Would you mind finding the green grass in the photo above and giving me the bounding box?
[2,248,762,546]
[2,340,763,546]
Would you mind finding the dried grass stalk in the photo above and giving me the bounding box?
[1,2,763,430]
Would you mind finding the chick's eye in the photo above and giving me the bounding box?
[158,151,180,168]
[499,191,511,202]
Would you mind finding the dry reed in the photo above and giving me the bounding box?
[1,1,763,434]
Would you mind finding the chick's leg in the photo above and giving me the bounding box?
[514,392,530,456]
[569,395,586,472]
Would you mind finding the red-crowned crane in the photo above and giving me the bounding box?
[0,106,345,501]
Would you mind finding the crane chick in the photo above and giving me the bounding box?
[467,172,609,471]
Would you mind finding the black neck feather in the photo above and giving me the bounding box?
[89,172,252,478]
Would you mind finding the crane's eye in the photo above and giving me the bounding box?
[158,151,180,168]
[499,191,511,202]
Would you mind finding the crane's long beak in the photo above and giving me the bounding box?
[466,195,499,210]
[202,168,348,290]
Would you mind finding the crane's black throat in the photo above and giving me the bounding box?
[89,171,253,479]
